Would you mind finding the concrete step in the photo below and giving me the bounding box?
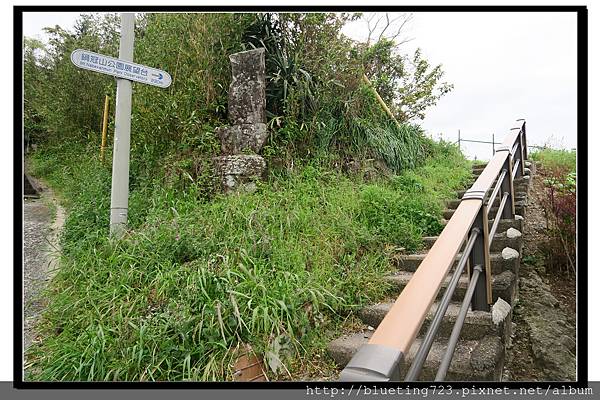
[442,218,522,232]
[472,160,531,170]
[358,300,506,341]
[473,166,532,177]
[472,160,531,172]
[327,333,504,381]
[446,195,526,210]
[24,174,41,198]
[468,175,530,185]
[421,230,522,253]
[384,270,516,304]
[443,204,525,220]
[392,249,520,274]
[463,183,531,198]
[456,187,528,200]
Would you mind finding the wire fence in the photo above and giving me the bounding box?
[454,129,549,157]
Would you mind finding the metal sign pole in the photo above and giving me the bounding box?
[109,13,135,238]
[100,95,109,162]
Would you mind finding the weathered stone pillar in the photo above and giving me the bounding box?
[214,48,268,193]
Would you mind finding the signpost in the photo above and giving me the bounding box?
[70,13,172,238]
[70,49,172,88]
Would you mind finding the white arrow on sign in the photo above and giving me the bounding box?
[70,49,172,88]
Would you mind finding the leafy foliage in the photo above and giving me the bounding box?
[361,39,453,121]
[24,12,452,174]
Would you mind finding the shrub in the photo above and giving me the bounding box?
[24,12,452,177]
[532,148,577,276]
[539,166,576,276]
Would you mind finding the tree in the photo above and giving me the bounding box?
[358,13,453,122]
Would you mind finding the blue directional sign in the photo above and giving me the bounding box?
[70,49,172,88]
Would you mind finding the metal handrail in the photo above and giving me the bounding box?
[404,228,480,381]
[339,119,526,382]
[488,192,509,241]
[487,169,507,210]
[511,141,519,156]
[435,264,483,381]
[512,159,521,179]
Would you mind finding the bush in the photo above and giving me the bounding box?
[532,148,576,276]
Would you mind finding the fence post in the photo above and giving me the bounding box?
[458,129,461,151]
[492,133,495,155]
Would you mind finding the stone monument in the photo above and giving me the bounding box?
[213,48,268,193]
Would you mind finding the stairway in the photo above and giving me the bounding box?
[327,161,533,381]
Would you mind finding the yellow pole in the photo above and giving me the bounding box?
[361,74,401,128]
[101,95,110,162]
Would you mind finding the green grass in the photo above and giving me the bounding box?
[26,140,470,381]
[530,148,576,172]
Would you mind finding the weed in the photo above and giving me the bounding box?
[26,139,469,381]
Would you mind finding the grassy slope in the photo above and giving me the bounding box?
[26,141,471,381]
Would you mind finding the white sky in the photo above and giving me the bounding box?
[343,12,578,160]
[23,11,578,161]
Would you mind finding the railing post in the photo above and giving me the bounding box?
[460,190,491,310]
[497,150,515,218]
[517,119,528,162]
[518,134,525,177]
[510,129,523,179]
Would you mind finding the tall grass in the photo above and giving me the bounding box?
[350,119,428,172]
[26,140,470,381]
[530,148,576,173]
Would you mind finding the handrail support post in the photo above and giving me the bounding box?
[501,157,515,219]
[469,205,491,310]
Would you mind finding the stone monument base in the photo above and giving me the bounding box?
[213,154,266,193]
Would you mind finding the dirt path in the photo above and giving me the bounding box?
[23,178,65,361]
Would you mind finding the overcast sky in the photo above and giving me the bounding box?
[343,12,578,160]
[23,11,578,160]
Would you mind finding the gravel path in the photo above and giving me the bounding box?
[23,183,65,358]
